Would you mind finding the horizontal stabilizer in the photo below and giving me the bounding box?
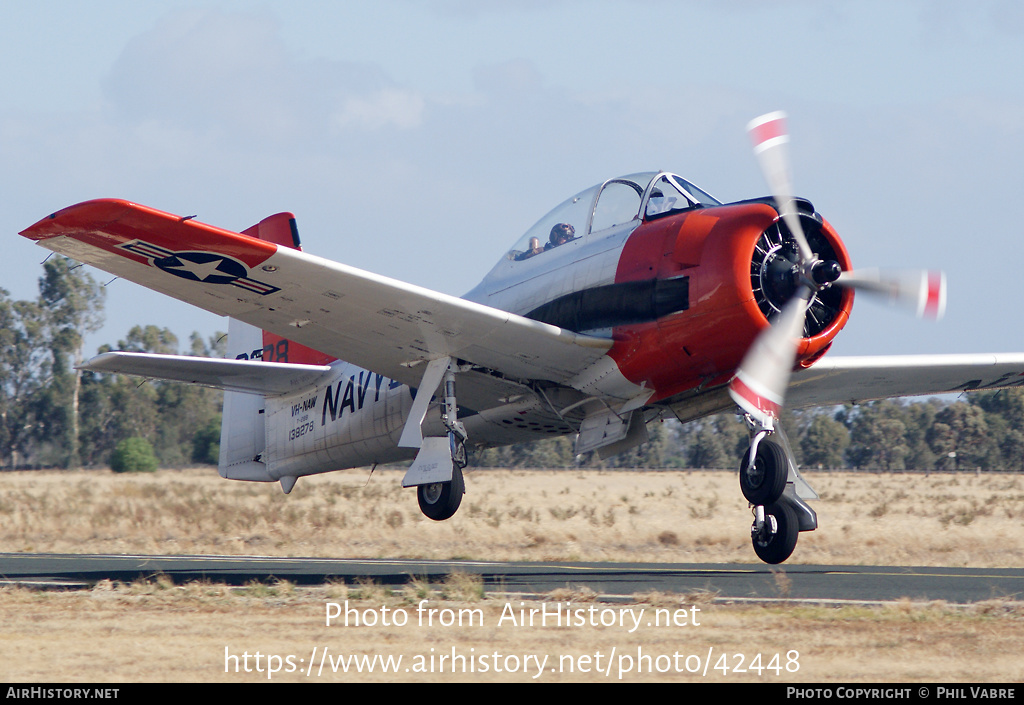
[80,351,335,397]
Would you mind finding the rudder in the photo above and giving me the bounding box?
[218,317,273,481]
[242,212,336,367]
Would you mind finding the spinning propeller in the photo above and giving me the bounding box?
[729,111,946,426]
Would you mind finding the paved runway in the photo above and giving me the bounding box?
[2,553,1022,603]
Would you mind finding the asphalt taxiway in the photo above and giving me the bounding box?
[2,553,1021,603]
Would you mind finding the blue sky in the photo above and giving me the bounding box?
[3,0,1023,358]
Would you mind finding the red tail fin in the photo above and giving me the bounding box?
[243,213,336,366]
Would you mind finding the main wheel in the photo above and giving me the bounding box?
[739,439,788,505]
[417,464,464,521]
[751,501,798,564]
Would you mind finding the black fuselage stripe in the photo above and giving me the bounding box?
[524,277,689,332]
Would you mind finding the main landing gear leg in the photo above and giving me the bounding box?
[417,367,469,520]
[401,359,470,521]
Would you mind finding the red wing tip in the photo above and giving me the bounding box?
[20,198,146,240]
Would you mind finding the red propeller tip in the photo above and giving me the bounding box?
[748,111,789,153]
[923,271,945,319]
[729,373,782,423]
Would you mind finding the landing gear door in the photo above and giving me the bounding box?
[401,436,454,488]
[773,424,819,501]
[576,407,635,456]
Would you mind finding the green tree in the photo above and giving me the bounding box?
[191,415,222,465]
[1000,430,1024,472]
[902,400,941,470]
[37,257,105,468]
[79,326,225,468]
[110,437,158,473]
[800,411,849,469]
[682,414,747,469]
[843,401,911,471]
[972,388,1024,471]
[475,436,576,468]
[0,291,51,467]
[927,403,994,471]
[603,420,680,469]
[117,325,178,354]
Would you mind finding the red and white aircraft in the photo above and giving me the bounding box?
[21,113,1024,563]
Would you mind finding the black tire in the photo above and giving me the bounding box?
[739,439,788,505]
[417,464,464,521]
[752,501,799,564]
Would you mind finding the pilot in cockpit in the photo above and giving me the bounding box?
[545,222,576,250]
[515,236,544,261]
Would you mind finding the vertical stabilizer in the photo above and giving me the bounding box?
[242,213,336,367]
[218,317,273,482]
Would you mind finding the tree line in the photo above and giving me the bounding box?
[3,257,1022,472]
[0,258,223,470]
[474,391,1024,473]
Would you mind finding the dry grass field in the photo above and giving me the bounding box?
[2,466,1022,566]
[2,467,1023,683]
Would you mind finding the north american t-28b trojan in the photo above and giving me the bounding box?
[21,113,1024,563]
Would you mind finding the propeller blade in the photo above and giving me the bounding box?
[729,290,811,426]
[747,111,815,266]
[838,268,946,319]
[736,112,947,433]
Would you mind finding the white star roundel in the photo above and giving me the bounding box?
[117,240,280,296]
[154,251,247,284]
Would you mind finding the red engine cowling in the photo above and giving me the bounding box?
[609,201,853,402]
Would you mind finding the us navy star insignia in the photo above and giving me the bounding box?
[116,240,280,296]
[161,255,229,282]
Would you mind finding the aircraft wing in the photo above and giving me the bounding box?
[21,199,612,393]
[80,352,335,396]
[787,353,1024,407]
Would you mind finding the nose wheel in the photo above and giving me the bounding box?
[751,501,798,564]
[740,436,788,506]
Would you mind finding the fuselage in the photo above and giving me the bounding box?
[464,171,853,404]
[243,171,854,482]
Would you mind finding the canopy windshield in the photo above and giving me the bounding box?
[503,172,719,263]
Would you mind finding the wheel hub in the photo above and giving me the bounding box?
[421,482,443,504]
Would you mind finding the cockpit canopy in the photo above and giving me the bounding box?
[505,172,719,262]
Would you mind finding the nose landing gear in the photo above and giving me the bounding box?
[739,416,818,564]
[740,430,788,506]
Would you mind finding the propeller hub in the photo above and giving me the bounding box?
[751,217,846,337]
[811,260,842,286]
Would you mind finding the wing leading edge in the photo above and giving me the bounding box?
[21,200,612,391]
[788,353,1024,408]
